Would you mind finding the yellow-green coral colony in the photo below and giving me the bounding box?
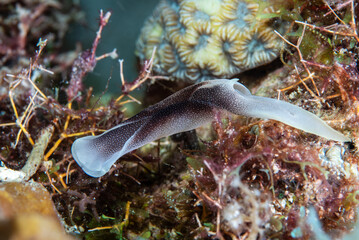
[136,0,283,82]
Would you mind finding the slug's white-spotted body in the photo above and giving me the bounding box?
[71,79,350,177]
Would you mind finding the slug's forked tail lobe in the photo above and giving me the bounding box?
[194,80,350,142]
[244,95,351,142]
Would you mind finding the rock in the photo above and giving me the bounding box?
[0,181,74,240]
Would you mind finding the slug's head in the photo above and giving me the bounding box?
[71,135,117,177]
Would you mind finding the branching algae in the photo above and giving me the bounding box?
[71,79,350,177]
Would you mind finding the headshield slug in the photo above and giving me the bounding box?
[71,79,350,177]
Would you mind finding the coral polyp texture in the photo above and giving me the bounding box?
[136,0,283,82]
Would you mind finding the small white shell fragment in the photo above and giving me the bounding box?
[0,164,26,182]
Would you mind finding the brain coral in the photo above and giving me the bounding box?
[136,0,284,82]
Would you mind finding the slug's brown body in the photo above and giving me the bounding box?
[72,79,349,177]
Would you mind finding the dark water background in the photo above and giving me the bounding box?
[64,0,159,95]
